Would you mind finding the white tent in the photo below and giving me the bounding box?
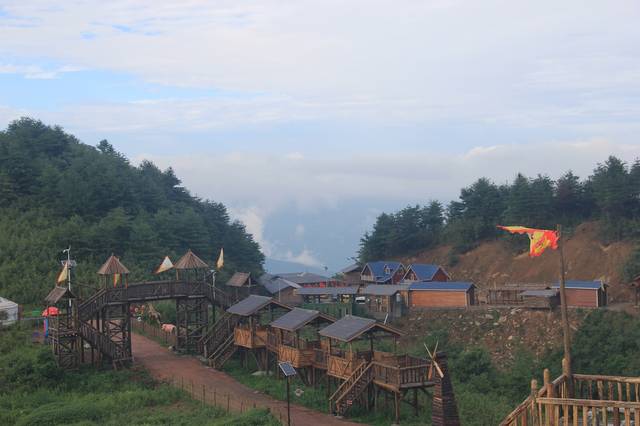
[0,296,19,326]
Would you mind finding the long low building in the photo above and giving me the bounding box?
[551,280,607,308]
[408,281,475,308]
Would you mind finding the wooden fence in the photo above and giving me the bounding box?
[501,363,640,426]
[168,374,291,425]
[132,320,177,347]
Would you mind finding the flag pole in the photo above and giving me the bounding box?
[557,224,573,396]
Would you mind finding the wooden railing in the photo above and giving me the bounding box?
[199,312,239,358]
[501,368,640,426]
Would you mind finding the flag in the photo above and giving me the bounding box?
[56,263,69,285]
[154,256,174,274]
[497,225,559,257]
[113,273,120,287]
[216,248,224,270]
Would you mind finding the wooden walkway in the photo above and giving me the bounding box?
[131,332,362,426]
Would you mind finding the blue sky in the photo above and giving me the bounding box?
[1,1,640,272]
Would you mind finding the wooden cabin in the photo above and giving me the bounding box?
[318,315,446,423]
[257,273,303,305]
[403,264,450,282]
[361,261,406,284]
[339,263,363,285]
[520,289,559,309]
[44,286,79,369]
[359,284,408,320]
[408,281,475,308]
[267,308,334,368]
[551,280,607,308]
[224,272,255,301]
[227,295,292,350]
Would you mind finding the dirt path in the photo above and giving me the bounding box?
[131,333,362,426]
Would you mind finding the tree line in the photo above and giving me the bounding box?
[359,155,640,278]
[0,118,264,304]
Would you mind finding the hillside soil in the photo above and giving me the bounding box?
[406,222,634,302]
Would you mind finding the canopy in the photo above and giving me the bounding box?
[42,306,59,317]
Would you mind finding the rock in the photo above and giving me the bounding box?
[508,335,514,340]
[498,316,507,323]
[474,321,481,326]
[484,314,493,319]
[252,370,268,376]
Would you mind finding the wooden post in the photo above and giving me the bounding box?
[531,379,538,425]
[557,224,573,398]
[394,391,400,424]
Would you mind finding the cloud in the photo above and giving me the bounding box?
[282,247,323,268]
[0,63,84,79]
[294,224,305,238]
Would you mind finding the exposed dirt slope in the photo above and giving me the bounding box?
[405,222,634,302]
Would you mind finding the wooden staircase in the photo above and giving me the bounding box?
[77,322,131,365]
[198,311,240,359]
[210,334,237,369]
[330,362,374,416]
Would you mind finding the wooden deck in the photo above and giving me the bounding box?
[234,325,267,349]
[501,370,640,425]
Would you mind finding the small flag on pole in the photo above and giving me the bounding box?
[56,263,69,285]
[497,225,559,257]
[113,273,120,287]
[154,256,174,274]
[216,248,224,270]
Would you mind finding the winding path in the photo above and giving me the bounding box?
[131,333,362,426]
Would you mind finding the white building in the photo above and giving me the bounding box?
[0,296,19,326]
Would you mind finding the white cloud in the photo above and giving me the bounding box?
[282,247,323,268]
[0,63,84,79]
[294,224,305,238]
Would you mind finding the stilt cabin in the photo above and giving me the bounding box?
[551,280,607,308]
[359,284,408,320]
[44,286,79,369]
[361,261,406,284]
[317,315,449,422]
[267,308,334,386]
[340,263,363,285]
[403,264,450,282]
[227,295,292,350]
[408,282,475,308]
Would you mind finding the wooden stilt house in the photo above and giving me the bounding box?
[44,286,79,369]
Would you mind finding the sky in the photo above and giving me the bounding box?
[1,1,640,273]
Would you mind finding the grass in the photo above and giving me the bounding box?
[0,323,280,426]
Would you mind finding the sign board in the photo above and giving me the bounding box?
[278,361,297,377]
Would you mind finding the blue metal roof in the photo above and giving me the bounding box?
[408,281,474,292]
[364,261,403,283]
[407,264,447,281]
[551,280,604,290]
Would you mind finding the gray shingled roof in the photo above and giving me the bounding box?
[226,272,251,287]
[258,273,300,294]
[361,284,408,296]
[45,286,76,304]
[227,295,273,316]
[297,286,359,296]
[269,308,327,332]
[274,272,331,285]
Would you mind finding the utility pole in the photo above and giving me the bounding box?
[557,225,573,396]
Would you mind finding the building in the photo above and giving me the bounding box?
[551,280,607,308]
[257,273,303,305]
[274,272,340,288]
[224,272,255,301]
[361,261,406,284]
[359,284,408,320]
[339,263,363,285]
[297,286,360,304]
[408,282,475,308]
[403,264,450,282]
[0,296,19,326]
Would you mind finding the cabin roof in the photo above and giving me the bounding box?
[45,286,76,304]
[174,250,209,270]
[551,280,604,290]
[361,284,409,296]
[227,295,290,316]
[363,261,404,283]
[269,308,334,332]
[408,281,474,292]
[258,273,301,294]
[297,286,359,296]
[97,255,130,275]
[226,272,252,287]
[319,314,403,343]
[405,264,449,281]
[521,289,559,297]
[340,263,361,274]
[275,272,331,285]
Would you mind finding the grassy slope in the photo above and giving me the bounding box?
[0,325,279,426]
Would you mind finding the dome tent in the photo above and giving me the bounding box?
[0,296,19,326]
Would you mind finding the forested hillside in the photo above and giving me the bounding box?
[359,156,640,282]
[0,118,264,304]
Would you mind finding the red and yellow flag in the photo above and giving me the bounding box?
[497,225,559,257]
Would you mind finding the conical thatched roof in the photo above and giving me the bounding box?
[97,254,130,275]
[174,249,209,270]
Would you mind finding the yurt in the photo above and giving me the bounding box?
[0,296,19,326]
